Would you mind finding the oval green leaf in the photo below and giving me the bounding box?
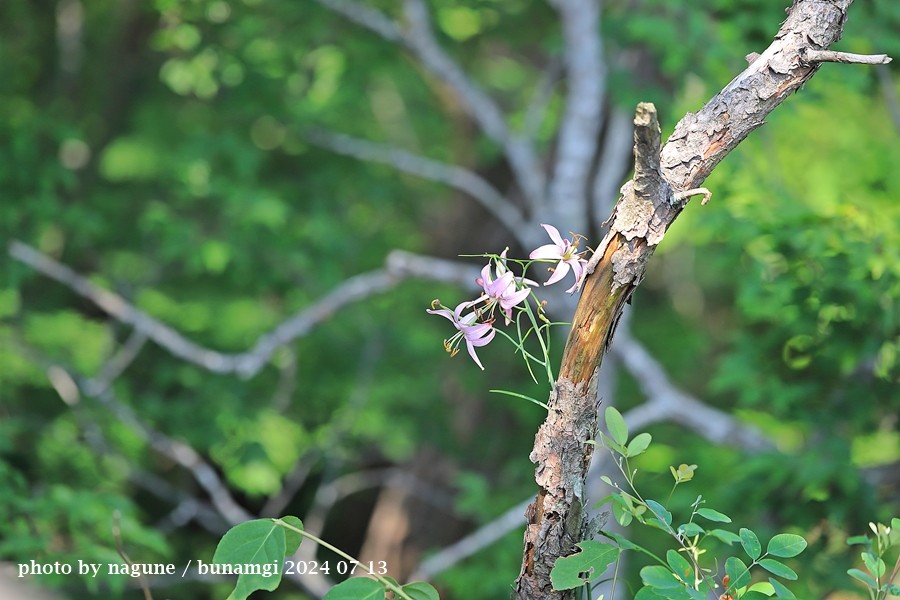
[724,556,750,589]
[279,516,304,556]
[323,577,385,599]
[213,519,286,600]
[605,407,628,446]
[740,528,762,560]
[401,581,440,600]
[627,432,652,457]
[666,549,693,581]
[766,534,807,558]
[759,558,798,580]
[696,508,732,523]
[640,565,682,589]
[769,577,797,599]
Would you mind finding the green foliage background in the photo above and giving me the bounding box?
[1,0,897,598]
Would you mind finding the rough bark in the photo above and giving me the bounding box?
[514,1,871,597]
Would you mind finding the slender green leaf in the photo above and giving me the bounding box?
[759,558,797,580]
[740,528,762,560]
[605,407,628,446]
[696,508,732,523]
[708,529,741,544]
[769,577,797,599]
[766,534,807,558]
[847,568,878,588]
[489,389,548,409]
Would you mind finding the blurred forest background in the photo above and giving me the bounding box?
[1,0,898,598]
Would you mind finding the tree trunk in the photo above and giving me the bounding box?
[514,1,869,597]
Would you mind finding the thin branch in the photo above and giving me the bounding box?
[306,128,526,232]
[547,0,605,226]
[10,240,403,378]
[522,59,563,141]
[313,0,546,208]
[410,498,531,581]
[800,47,892,65]
[591,107,635,221]
[85,330,148,396]
[313,0,402,42]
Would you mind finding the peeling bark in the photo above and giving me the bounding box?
[514,1,880,598]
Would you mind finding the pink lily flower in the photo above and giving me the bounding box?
[529,223,588,294]
[427,301,496,370]
[475,251,533,324]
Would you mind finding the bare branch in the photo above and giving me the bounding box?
[410,498,531,581]
[85,330,147,396]
[10,240,401,378]
[547,0,605,226]
[313,0,402,42]
[800,47,892,65]
[313,0,546,208]
[306,128,526,233]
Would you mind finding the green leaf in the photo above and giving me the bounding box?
[645,499,672,526]
[740,528,762,560]
[323,577,385,599]
[279,516,304,556]
[741,593,770,600]
[213,519,286,600]
[666,549,693,581]
[550,541,619,590]
[605,407,628,446]
[748,581,775,595]
[677,522,705,537]
[696,508,732,523]
[766,534,807,558]
[640,565,682,589]
[769,577,797,599]
[847,568,878,588]
[724,556,750,589]
[759,558,797,580]
[845,535,870,546]
[401,581,440,600]
[861,552,885,578]
[627,432,652,457]
[708,529,741,544]
[634,587,667,600]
